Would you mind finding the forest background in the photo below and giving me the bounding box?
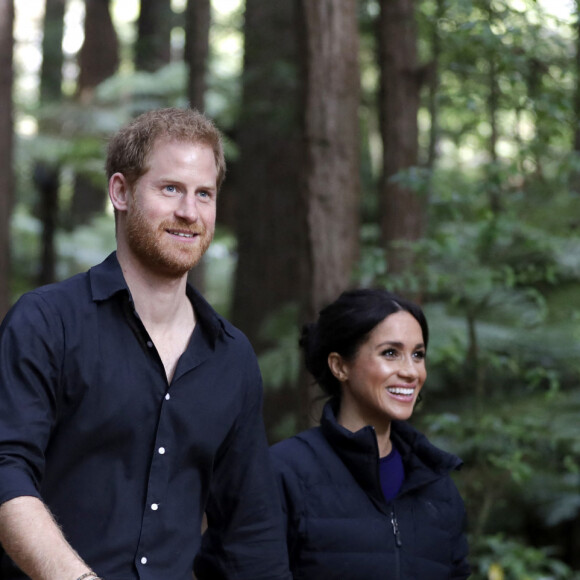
[0,0,579,578]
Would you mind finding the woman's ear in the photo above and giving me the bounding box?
[328,352,349,382]
[108,173,131,212]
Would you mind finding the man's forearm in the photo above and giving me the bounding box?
[0,496,94,580]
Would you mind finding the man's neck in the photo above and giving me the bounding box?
[117,250,196,382]
[116,250,191,329]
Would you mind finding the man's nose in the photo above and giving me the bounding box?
[175,194,199,222]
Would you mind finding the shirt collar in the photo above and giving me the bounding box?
[89,251,230,346]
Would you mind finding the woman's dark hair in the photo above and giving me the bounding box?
[300,288,429,399]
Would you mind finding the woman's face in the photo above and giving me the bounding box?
[331,311,427,433]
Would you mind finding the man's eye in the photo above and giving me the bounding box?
[165,185,177,194]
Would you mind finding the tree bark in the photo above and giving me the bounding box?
[426,0,444,173]
[40,0,65,103]
[233,0,307,344]
[300,0,361,318]
[71,0,119,227]
[377,0,423,275]
[34,163,59,286]
[570,0,580,195]
[77,0,119,102]
[0,0,13,319]
[184,0,211,293]
[232,0,308,435]
[299,0,361,427]
[574,0,580,154]
[185,0,210,111]
[135,0,173,72]
[35,0,66,286]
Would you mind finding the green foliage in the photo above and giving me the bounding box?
[203,227,237,318]
[470,533,579,580]
[55,214,117,279]
[257,303,301,392]
[418,385,580,572]
[9,0,580,575]
[10,208,42,299]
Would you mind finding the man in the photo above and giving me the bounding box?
[0,108,291,580]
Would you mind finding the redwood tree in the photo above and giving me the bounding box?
[184,0,211,292]
[298,0,361,426]
[377,0,423,274]
[35,0,66,286]
[572,0,580,195]
[232,0,308,434]
[184,0,210,110]
[135,0,173,72]
[300,0,361,317]
[76,0,119,103]
[70,0,119,226]
[0,0,13,319]
[233,0,307,344]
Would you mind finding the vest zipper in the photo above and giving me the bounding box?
[390,507,402,547]
[391,505,402,578]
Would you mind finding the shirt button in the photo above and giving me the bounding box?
[151,503,159,511]
[158,447,166,455]
[146,340,153,348]
[141,557,148,565]
[165,393,171,400]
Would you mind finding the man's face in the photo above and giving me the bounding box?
[123,139,218,278]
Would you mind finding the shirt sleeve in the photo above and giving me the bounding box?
[0,292,63,506]
[193,346,292,580]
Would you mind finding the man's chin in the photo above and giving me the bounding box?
[156,260,199,279]
[137,252,200,279]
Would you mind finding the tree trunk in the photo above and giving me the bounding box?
[184,0,211,293]
[300,0,361,426]
[40,0,65,103]
[574,0,580,155]
[232,0,308,435]
[135,0,173,72]
[233,0,307,344]
[377,0,423,275]
[34,163,59,286]
[76,0,119,102]
[70,0,119,227]
[0,0,13,319]
[300,0,361,318]
[185,0,210,110]
[571,0,580,194]
[35,0,66,286]
[426,0,444,173]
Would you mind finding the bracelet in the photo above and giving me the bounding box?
[75,573,99,580]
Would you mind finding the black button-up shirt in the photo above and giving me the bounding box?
[0,252,290,579]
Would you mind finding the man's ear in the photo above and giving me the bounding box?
[109,173,131,212]
[328,352,349,382]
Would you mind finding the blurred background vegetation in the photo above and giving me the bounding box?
[0,0,579,578]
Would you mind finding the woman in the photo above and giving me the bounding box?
[270,289,470,579]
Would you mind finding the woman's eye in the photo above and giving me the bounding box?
[413,350,426,360]
[382,349,396,358]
